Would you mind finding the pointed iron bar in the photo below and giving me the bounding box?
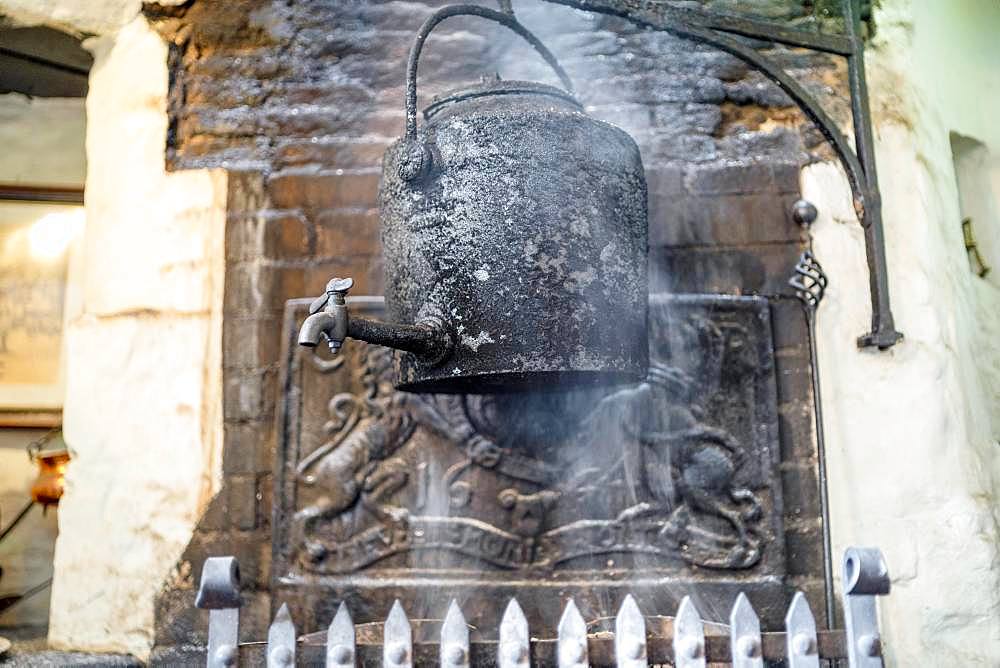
[786,592,821,668]
[194,564,886,664]
[213,598,867,664]
[730,593,764,668]
[384,600,413,668]
[674,596,706,668]
[266,603,296,668]
[614,595,647,668]
[326,602,355,668]
[499,598,530,668]
[441,600,470,668]
[205,608,239,668]
[557,599,588,668]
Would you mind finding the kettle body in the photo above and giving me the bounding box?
[380,79,648,392]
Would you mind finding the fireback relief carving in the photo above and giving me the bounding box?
[275,295,782,580]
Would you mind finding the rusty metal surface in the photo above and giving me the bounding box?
[373,5,648,392]
[273,292,784,631]
[379,87,649,391]
[300,4,650,393]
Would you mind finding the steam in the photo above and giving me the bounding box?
[400,0,729,634]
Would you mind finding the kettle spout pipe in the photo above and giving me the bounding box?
[298,277,452,363]
[300,311,451,361]
[347,316,452,362]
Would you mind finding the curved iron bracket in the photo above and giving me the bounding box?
[538,0,902,349]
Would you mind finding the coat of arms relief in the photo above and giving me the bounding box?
[276,295,783,581]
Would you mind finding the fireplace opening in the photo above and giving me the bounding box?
[2,0,998,664]
[141,0,898,664]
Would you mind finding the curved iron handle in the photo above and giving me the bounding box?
[403,4,575,143]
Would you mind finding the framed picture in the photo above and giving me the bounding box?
[0,185,84,427]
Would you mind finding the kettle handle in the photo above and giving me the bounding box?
[404,4,575,142]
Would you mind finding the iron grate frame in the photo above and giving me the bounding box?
[195,547,890,666]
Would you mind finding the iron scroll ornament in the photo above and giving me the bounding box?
[520,0,902,350]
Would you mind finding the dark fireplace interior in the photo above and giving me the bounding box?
[144,0,841,659]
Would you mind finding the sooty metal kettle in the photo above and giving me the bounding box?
[299,4,648,393]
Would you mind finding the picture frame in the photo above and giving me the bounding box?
[0,184,84,427]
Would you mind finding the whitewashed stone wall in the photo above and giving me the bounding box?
[47,17,226,658]
[805,0,1000,664]
[45,16,226,658]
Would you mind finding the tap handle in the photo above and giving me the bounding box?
[308,277,354,314]
[326,277,354,295]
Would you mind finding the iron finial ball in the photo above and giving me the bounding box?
[792,199,819,227]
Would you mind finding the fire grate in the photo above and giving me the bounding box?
[194,548,889,667]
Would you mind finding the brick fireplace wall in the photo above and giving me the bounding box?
[145,0,843,655]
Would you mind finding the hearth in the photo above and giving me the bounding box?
[169,0,898,665]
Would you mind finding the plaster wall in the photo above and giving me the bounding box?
[40,17,227,659]
[805,0,1000,663]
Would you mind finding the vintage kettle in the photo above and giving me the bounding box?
[299,5,648,393]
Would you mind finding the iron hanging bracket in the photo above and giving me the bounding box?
[535,0,903,349]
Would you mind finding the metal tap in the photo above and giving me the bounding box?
[299,277,354,353]
[298,276,454,364]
